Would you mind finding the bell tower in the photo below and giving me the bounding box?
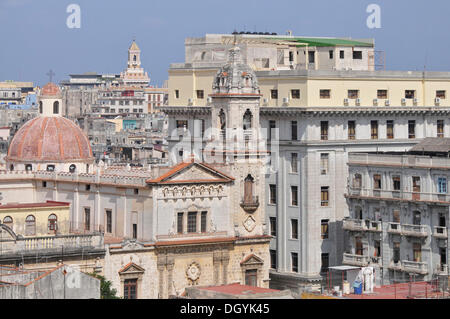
[38,82,63,117]
[128,39,141,69]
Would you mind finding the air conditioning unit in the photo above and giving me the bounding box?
[206,97,212,104]
[401,98,406,105]
[283,97,289,104]
[188,98,193,105]
[263,98,269,104]
[343,98,349,106]
[373,98,378,106]
[435,97,441,105]
[385,99,390,106]
[355,98,361,106]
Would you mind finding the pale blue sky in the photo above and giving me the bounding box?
[0,0,449,86]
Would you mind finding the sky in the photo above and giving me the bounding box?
[0,0,449,87]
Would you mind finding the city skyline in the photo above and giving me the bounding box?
[1,0,450,86]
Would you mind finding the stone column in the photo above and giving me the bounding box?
[166,257,175,298]
[222,252,230,285]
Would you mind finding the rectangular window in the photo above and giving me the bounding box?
[270,250,277,269]
[269,120,276,140]
[124,279,137,299]
[84,208,90,231]
[291,186,298,206]
[291,252,298,272]
[393,210,400,223]
[371,120,378,139]
[291,121,298,140]
[320,89,331,99]
[437,120,444,138]
[106,210,112,233]
[405,90,416,99]
[353,51,362,59]
[177,212,184,234]
[393,176,401,191]
[320,153,329,175]
[413,243,422,262]
[308,51,315,63]
[187,212,197,233]
[321,253,329,274]
[291,153,298,173]
[348,90,359,99]
[374,240,381,257]
[271,89,278,99]
[201,211,207,233]
[436,90,446,99]
[320,121,328,140]
[321,187,329,207]
[321,219,329,239]
[373,174,382,189]
[291,89,300,99]
[270,217,277,237]
[174,90,179,99]
[269,184,277,204]
[438,177,447,194]
[408,120,416,139]
[291,219,298,239]
[196,90,204,99]
[86,184,91,191]
[393,242,400,263]
[329,50,334,59]
[348,121,356,140]
[377,90,388,99]
[387,120,394,139]
[340,50,345,59]
[176,120,188,129]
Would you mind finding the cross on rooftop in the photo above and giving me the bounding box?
[46,69,55,83]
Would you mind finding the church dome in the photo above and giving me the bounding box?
[6,116,94,163]
[212,47,260,95]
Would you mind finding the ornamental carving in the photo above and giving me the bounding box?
[243,215,256,232]
[186,261,201,282]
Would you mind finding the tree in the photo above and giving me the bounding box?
[89,273,120,299]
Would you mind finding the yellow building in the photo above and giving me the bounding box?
[0,201,70,237]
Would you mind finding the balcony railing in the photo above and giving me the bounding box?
[367,220,382,232]
[343,253,369,267]
[240,196,259,213]
[436,264,448,275]
[402,260,428,274]
[387,222,402,234]
[401,224,428,237]
[342,218,367,232]
[433,226,448,239]
[388,261,402,271]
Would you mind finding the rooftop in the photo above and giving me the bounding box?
[0,200,70,210]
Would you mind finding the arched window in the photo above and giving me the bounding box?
[39,101,43,114]
[133,55,137,62]
[3,216,13,229]
[244,174,254,203]
[46,165,55,172]
[25,215,36,236]
[354,206,363,220]
[243,109,252,130]
[69,164,76,173]
[53,101,59,114]
[413,211,421,225]
[25,164,32,171]
[353,173,362,188]
[201,52,206,60]
[9,164,14,171]
[48,214,57,233]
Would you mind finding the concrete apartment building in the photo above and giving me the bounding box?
[344,138,450,285]
[159,33,450,295]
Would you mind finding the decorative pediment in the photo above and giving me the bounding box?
[240,254,264,266]
[118,262,145,275]
[147,161,234,185]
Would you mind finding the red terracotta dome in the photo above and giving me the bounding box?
[41,82,61,96]
[6,117,94,163]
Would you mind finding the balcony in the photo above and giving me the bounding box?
[388,261,403,271]
[343,253,369,267]
[367,220,382,232]
[401,224,428,238]
[342,218,367,232]
[387,222,402,234]
[402,260,428,274]
[240,196,259,213]
[436,264,448,275]
[433,226,448,239]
